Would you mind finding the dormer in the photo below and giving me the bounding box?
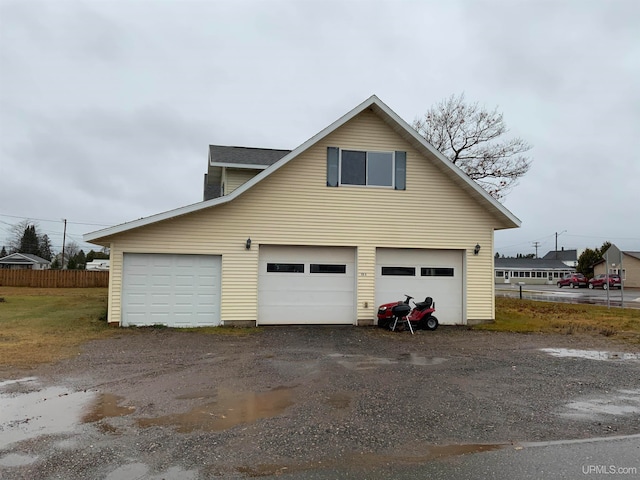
[204,145,290,200]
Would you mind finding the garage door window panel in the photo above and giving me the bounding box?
[267,263,304,273]
[421,267,455,277]
[310,264,347,274]
[381,266,416,276]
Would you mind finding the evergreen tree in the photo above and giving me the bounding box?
[19,225,40,256]
[39,234,53,261]
[51,256,61,269]
[75,250,86,269]
[86,249,109,265]
[577,242,612,278]
[67,256,78,270]
[0,246,7,258]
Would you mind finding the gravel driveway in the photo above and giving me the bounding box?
[1,326,640,479]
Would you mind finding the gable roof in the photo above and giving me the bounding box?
[542,249,578,261]
[209,145,291,168]
[0,253,51,265]
[495,258,573,270]
[85,95,521,243]
[593,250,640,266]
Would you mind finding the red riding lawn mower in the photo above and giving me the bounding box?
[377,295,439,334]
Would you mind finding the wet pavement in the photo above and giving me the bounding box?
[496,284,640,309]
[1,327,639,478]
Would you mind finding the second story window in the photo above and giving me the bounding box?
[327,147,405,190]
[341,150,394,187]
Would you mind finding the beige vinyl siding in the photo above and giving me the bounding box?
[224,168,261,195]
[594,254,640,288]
[103,109,500,325]
[624,256,640,288]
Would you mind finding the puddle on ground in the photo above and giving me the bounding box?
[105,463,197,480]
[0,378,95,449]
[559,389,640,420]
[0,453,39,467]
[0,377,39,391]
[540,348,640,361]
[82,393,135,423]
[137,386,294,433]
[0,377,135,449]
[236,443,506,476]
[329,353,447,370]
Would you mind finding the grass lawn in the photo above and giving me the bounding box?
[0,287,116,368]
[2,289,639,369]
[476,297,640,344]
[0,287,260,368]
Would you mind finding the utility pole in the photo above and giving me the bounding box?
[532,241,541,258]
[61,219,67,270]
[555,230,567,259]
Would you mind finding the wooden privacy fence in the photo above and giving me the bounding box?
[0,270,109,288]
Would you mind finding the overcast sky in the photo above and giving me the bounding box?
[1,0,639,257]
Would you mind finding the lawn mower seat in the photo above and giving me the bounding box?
[414,297,433,311]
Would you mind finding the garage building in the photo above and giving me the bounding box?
[85,96,520,327]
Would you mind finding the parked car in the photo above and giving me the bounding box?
[557,273,588,288]
[588,274,622,290]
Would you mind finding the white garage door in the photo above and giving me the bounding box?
[258,246,356,325]
[122,253,221,327]
[375,248,464,325]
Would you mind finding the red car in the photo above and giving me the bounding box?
[557,273,588,288]
[588,274,622,290]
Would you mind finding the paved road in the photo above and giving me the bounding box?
[496,284,640,309]
[274,434,640,479]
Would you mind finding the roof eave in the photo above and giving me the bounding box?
[368,100,521,229]
[210,162,270,170]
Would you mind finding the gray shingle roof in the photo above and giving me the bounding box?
[0,253,51,264]
[495,258,573,269]
[542,249,578,261]
[209,145,291,166]
[593,251,640,265]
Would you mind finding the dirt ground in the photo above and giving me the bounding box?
[1,326,640,479]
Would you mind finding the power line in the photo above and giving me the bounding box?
[0,213,112,227]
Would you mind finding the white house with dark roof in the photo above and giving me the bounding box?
[495,257,574,284]
[541,248,584,268]
[0,253,51,270]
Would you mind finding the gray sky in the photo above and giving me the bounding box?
[1,0,639,257]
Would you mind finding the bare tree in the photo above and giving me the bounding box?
[413,93,532,200]
[7,219,33,253]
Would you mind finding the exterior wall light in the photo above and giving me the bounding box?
[474,244,481,255]
[246,238,252,250]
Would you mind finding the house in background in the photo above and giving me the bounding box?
[0,253,51,270]
[495,257,574,285]
[593,250,640,288]
[541,248,583,268]
[85,260,110,271]
[85,95,521,328]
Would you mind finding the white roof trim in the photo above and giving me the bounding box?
[211,162,270,170]
[0,252,50,264]
[85,95,520,242]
